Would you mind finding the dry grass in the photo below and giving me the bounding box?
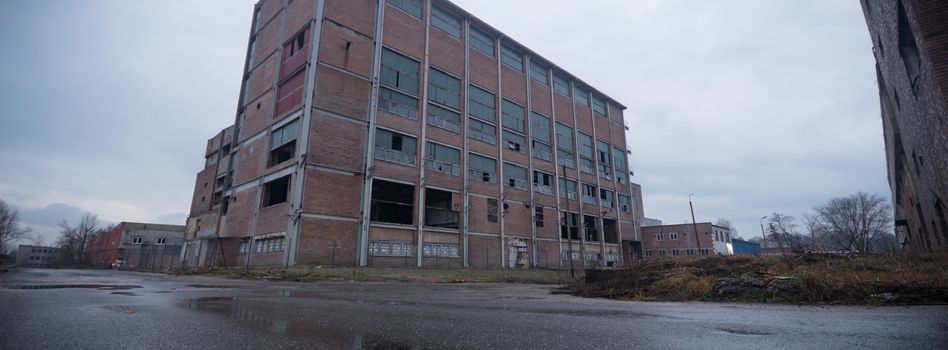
[174,266,572,285]
[572,253,948,305]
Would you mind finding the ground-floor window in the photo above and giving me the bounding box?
[256,237,285,253]
[423,243,459,258]
[369,240,414,256]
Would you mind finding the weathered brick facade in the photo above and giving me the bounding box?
[862,0,948,252]
[184,0,643,268]
[640,223,732,260]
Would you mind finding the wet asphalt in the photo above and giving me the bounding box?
[0,268,946,349]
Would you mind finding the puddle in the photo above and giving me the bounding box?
[103,305,136,314]
[712,326,774,336]
[188,285,235,289]
[181,296,416,349]
[110,291,139,296]
[5,284,142,290]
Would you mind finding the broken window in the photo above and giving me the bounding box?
[533,171,553,196]
[468,153,497,183]
[532,140,552,161]
[503,130,526,153]
[560,211,579,240]
[618,194,631,213]
[487,198,499,223]
[603,219,617,243]
[370,180,414,225]
[898,1,921,93]
[597,139,612,180]
[379,48,420,119]
[599,189,614,208]
[581,183,597,204]
[557,149,575,169]
[584,215,599,242]
[375,129,417,166]
[423,243,460,257]
[503,163,528,190]
[262,175,291,207]
[426,142,461,175]
[559,177,577,200]
[269,119,299,166]
[427,103,460,133]
[369,240,414,256]
[424,188,458,229]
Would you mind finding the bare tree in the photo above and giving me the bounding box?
[31,233,46,247]
[0,199,31,252]
[56,214,100,266]
[813,192,891,253]
[714,218,739,238]
[765,213,808,251]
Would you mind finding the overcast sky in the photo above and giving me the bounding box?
[0,0,885,245]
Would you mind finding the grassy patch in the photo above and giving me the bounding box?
[173,266,573,285]
[571,253,948,305]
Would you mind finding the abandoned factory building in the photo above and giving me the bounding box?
[182,0,642,269]
[862,0,948,252]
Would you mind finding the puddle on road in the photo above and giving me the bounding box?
[5,284,142,290]
[110,291,139,296]
[182,295,416,349]
[712,326,774,337]
[187,284,235,289]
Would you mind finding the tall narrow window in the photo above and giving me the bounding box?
[428,68,460,109]
[599,189,614,208]
[535,206,545,227]
[530,61,548,85]
[597,140,612,180]
[578,132,594,174]
[487,198,499,223]
[592,96,606,115]
[559,177,577,200]
[618,194,631,213]
[379,48,420,119]
[501,99,525,133]
[898,1,921,93]
[553,73,570,96]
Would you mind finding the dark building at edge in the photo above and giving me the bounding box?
[861,0,948,252]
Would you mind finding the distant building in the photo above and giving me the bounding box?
[639,222,732,259]
[16,245,61,268]
[183,0,640,269]
[85,222,185,269]
[730,239,760,256]
[641,217,663,227]
[861,0,948,252]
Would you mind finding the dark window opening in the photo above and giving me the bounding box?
[221,197,230,215]
[561,212,579,240]
[370,180,414,225]
[584,215,599,242]
[603,219,618,243]
[535,206,544,227]
[263,175,291,207]
[269,141,296,166]
[898,1,921,93]
[487,198,499,223]
[211,191,222,206]
[425,188,458,229]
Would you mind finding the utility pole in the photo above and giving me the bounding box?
[759,215,768,249]
[689,193,701,254]
[563,164,575,279]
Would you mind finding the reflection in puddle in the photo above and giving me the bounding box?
[183,296,417,349]
[5,284,142,290]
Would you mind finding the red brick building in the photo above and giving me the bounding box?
[86,222,185,269]
[183,0,641,269]
[640,223,732,259]
[862,0,948,252]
